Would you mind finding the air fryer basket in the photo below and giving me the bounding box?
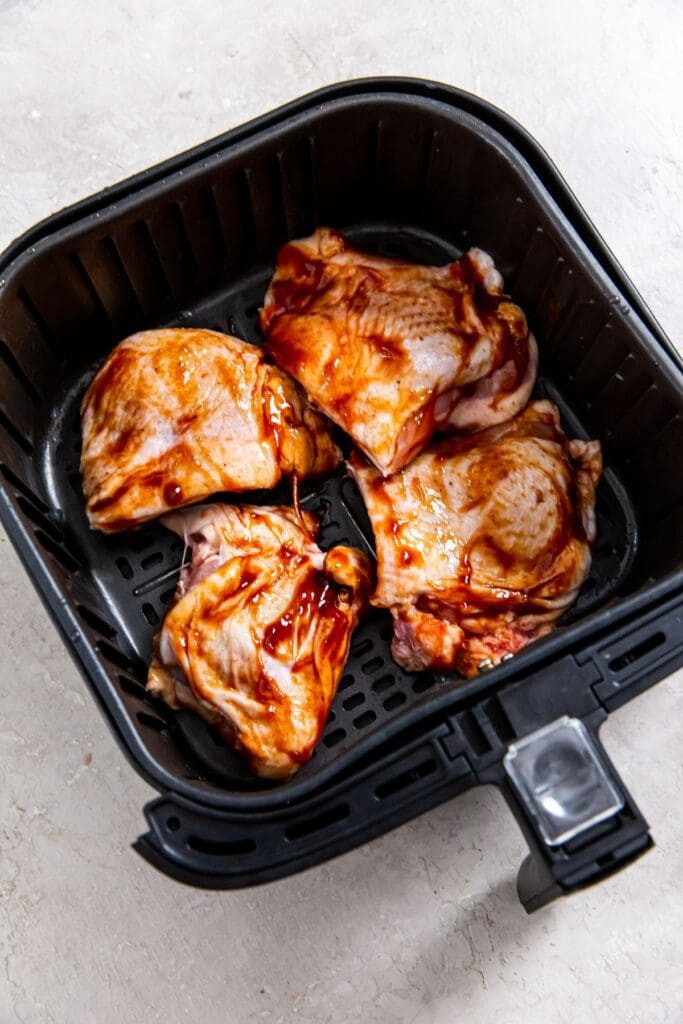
[1,79,682,911]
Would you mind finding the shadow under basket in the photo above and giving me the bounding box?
[1,78,682,911]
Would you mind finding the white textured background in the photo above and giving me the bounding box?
[1,2,682,1022]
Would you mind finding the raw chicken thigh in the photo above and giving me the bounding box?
[349,401,601,676]
[261,228,537,475]
[81,328,341,531]
[147,503,372,778]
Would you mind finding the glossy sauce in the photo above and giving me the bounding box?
[257,566,354,761]
[453,254,530,393]
[263,234,532,450]
[261,371,287,464]
[90,470,164,513]
[263,568,348,661]
[82,328,341,533]
[264,243,327,327]
[84,346,134,419]
[163,481,184,506]
[381,413,589,620]
[238,570,257,591]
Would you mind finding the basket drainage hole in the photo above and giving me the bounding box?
[118,674,147,699]
[322,728,346,748]
[136,711,167,732]
[351,637,372,658]
[384,692,406,711]
[141,551,164,570]
[372,674,394,695]
[167,816,181,832]
[361,656,384,675]
[142,603,160,626]
[342,692,365,711]
[116,557,134,580]
[337,673,354,692]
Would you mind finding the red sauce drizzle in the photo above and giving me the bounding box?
[239,570,257,591]
[263,569,346,658]
[266,244,326,323]
[452,252,531,394]
[90,470,164,513]
[391,416,590,625]
[84,347,132,418]
[163,481,184,506]
[253,566,352,763]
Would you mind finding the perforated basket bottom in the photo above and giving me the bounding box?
[35,223,637,790]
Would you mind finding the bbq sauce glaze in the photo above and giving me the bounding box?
[365,406,594,620]
[262,232,531,427]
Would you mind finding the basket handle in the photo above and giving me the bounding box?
[496,716,652,912]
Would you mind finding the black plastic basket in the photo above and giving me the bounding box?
[1,78,682,912]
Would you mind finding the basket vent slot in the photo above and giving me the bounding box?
[350,636,372,658]
[116,557,134,580]
[383,691,406,712]
[0,463,49,511]
[187,835,256,856]
[141,551,163,570]
[17,287,62,357]
[16,495,63,543]
[337,673,354,693]
[34,530,81,573]
[372,674,394,695]
[375,758,437,800]
[0,408,32,454]
[136,711,167,732]
[142,603,160,626]
[342,691,365,711]
[353,710,376,729]
[0,340,42,403]
[322,727,346,748]
[361,656,384,675]
[96,640,142,675]
[284,803,350,841]
[608,632,666,673]
[118,674,148,700]
[77,605,117,639]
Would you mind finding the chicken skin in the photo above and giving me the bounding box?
[261,228,537,475]
[81,328,341,532]
[349,401,601,677]
[147,503,372,778]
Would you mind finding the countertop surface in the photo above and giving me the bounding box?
[1,2,682,1022]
